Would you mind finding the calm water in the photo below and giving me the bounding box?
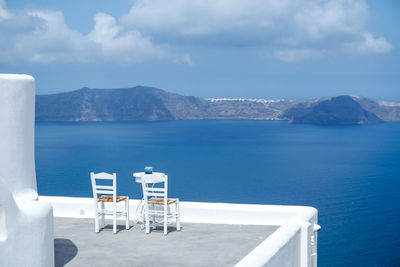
[35,120,400,266]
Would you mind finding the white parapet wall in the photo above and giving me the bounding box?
[40,196,319,267]
[0,74,54,267]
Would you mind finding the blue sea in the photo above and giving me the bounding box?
[35,120,400,266]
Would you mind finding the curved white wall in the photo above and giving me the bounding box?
[0,74,54,267]
[40,195,319,267]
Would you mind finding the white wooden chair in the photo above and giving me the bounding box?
[141,174,181,235]
[90,172,129,234]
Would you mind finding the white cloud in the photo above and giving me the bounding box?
[0,3,183,64]
[87,13,167,62]
[173,53,194,66]
[292,0,368,41]
[0,0,10,21]
[121,0,369,40]
[14,10,89,63]
[349,33,393,54]
[120,0,393,61]
[121,0,288,36]
[0,0,393,64]
[273,49,326,62]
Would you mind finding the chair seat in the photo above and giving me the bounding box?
[148,197,177,205]
[98,195,127,202]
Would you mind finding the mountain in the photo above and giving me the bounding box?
[282,95,383,124]
[35,86,295,121]
[351,95,400,122]
[36,86,208,121]
[35,86,400,124]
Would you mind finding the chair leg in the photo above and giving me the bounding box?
[176,200,181,231]
[140,205,145,230]
[100,202,105,229]
[145,208,150,234]
[113,206,117,234]
[125,198,130,230]
[164,206,168,235]
[95,212,99,233]
[149,204,155,230]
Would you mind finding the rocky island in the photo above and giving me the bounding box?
[36,86,400,125]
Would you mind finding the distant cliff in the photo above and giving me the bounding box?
[282,96,383,124]
[36,86,202,121]
[35,86,400,124]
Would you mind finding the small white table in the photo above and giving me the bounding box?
[133,172,167,183]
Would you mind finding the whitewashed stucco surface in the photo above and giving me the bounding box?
[0,74,54,267]
[40,196,319,266]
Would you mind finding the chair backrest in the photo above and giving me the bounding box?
[141,174,168,203]
[90,172,117,202]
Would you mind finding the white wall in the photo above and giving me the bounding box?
[39,196,315,225]
[264,229,301,267]
[0,74,54,267]
[40,195,319,267]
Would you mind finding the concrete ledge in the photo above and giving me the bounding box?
[39,196,316,225]
[39,196,319,267]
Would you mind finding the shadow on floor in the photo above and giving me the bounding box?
[150,225,181,234]
[98,224,131,233]
[55,238,78,267]
[91,222,182,236]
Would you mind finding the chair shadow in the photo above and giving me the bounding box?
[150,225,182,234]
[98,224,131,233]
[54,238,78,267]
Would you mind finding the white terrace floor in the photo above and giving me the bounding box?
[54,217,278,267]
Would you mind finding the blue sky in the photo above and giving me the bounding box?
[0,0,399,100]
